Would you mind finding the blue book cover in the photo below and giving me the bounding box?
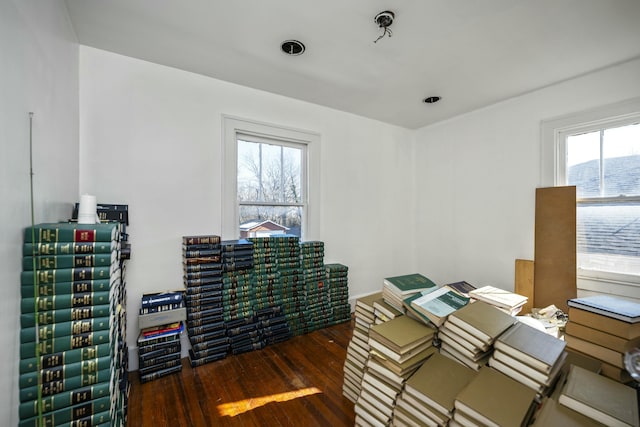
[568,295,640,323]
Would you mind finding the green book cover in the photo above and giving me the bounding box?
[19,381,110,420]
[383,273,438,295]
[19,396,111,426]
[21,291,111,313]
[20,329,111,359]
[20,344,111,374]
[20,305,112,328]
[23,241,117,256]
[20,279,112,299]
[23,252,116,271]
[20,368,112,403]
[20,355,111,389]
[20,266,114,286]
[21,317,111,344]
[23,223,118,243]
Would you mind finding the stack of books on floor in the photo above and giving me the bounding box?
[439,300,516,370]
[137,320,184,383]
[393,352,477,427]
[182,234,228,367]
[343,292,381,403]
[221,239,256,322]
[564,294,640,383]
[468,285,528,316]
[382,273,438,313]
[250,235,305,337]
[373,297,402,325]
[324,263,351,326]
[19,222,128,427]
[490,321,567,396]
[453,366,539,427]
[300,241,328,331]
[355,315,436,426]
[556,364,639,427]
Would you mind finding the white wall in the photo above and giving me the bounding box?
[0,0,79,424]
[78,46,415,369]
[413,58,640,293]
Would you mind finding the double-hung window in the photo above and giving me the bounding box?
[222,116,320,240]
[542,98,640,288]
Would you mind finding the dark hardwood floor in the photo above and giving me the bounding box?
[127,319,356,426]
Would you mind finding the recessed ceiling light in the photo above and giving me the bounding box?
[423,96,441,104]
[281,40,305,56]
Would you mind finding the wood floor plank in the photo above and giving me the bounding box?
[127,319,356,426]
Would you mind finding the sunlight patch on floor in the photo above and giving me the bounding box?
[217,387,323,417]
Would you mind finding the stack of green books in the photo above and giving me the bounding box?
[182,234,227,367]
[19,222,127,427]
[299,240,327,331]
[324,263,351,326]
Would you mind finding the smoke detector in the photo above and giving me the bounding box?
[374,11,395,43]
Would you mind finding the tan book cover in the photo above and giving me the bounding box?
[454,367,537,427]
[494,321,566,373]
[562,348,602,376]
[565,334,626,368]
[559,365,639,427]
[488,356,546,393]
[440,345,490,371]
[441,321,490,351]
[447,301,516,344]
[492,348,567,386]
[369,346,436,377]
[468,285,528,310]
[393,398,440,427]
[568,307,640,339]
[532,395,606,427]
[356,291,383,311]
[404,352,477,416]
[600,361,633,384]
[565,321,640,353]
[399,392,450,425]
[368,315,435,354]
[373,298,402,320]
[439,327,482,353]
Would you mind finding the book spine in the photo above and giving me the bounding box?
[20,305,112,328]
[139,302,184,314]
[23,241,115,256]
[139,344,180,361]
[20,279,112,299]
[21,317,111,344]
[20,344,111,374]
[23,226,115,243]
[68,409,111,426]
[139,364,182,383]
[138,358,182,375]
[22,253,114,270]
[182,235,221,245]
[140,293,183,308]
[183,249,222,257]
[18,381,110,419]
[20,356,112,389]
[20,368,112,403]
[18,396,111,426]
[20,266,113,285]
[21,292,111,313]
[20,330,112,359]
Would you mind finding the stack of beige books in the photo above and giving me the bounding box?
[557,365,639,427]
[343,292,381,403]
[439,300,516,370]
[564,295,640,383]
[355,315,436,426]
[393,352,477,427]
[489,321,567,396]
[382,273,438,312]
[453,367,538,427]
[373,297,403,325]
[468,285,528,316]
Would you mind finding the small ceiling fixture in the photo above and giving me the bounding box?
[423,96,441,104]
[281,40,305,56]
[374,10,395,43]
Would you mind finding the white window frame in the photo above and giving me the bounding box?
[222,115,320,241]
[541,97,640,297]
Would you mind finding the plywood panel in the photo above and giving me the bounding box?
[514,259,534,315]
[534,186,576,313]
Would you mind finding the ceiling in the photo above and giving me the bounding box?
[64,0,640,129]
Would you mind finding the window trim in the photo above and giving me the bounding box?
[540,97,640,286]
[222,115,320,240]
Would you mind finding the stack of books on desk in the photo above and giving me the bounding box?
[439,300,516,370]
[564,294,640,383]
[489,321,567,396]
[355,316,435,426]
[393,352,477,427]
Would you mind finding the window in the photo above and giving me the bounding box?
[541,98,640,284]
[222,116,320,240]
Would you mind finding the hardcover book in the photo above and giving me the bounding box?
[409,286,470,327]
[468,285,528,310]
[368,315,435,355]
[559,365,639,427]
[567,295,640,323]
[383,273,437,295]
[447,300,517,344]
[568,307,640,339]
[24,223,118,243]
